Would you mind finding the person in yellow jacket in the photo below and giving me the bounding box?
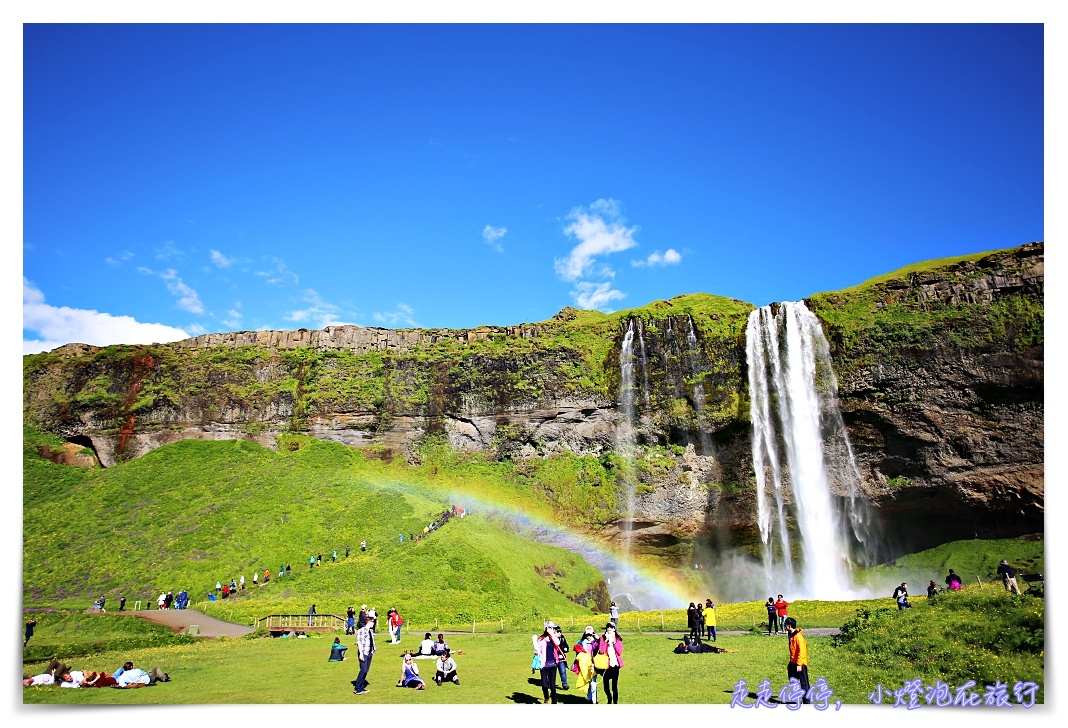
[571,641,596,703]
[784,617,810,704]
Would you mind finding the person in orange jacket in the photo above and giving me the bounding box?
[784,617,810,703]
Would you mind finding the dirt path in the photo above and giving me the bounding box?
[115,609,254,638]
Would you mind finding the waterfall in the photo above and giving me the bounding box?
[616,320,638,563]
[636,318,651,409]
[745,301,868,599]
[686,316,714,456]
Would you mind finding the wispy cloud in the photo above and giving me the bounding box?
[554,199,639,282]
[210,249,236,268]
[105,251,135,267]
[160,269,204,314]
[554,198,638,311]
[155,240,185,261]
[222,302,243,329]
[483,225,507,253]
[572,281,626,310]
[632,248,682,268]
[373,304,418,328]
[255,256,299,286]
[23,278,189,354]
[283,289,350,329]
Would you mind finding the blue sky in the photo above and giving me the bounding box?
[22,23,1044,353]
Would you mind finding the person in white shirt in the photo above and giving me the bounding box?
[60,670,86,688]
[23,673,55,687]
[418,632,435,656]
[434,650,459,685]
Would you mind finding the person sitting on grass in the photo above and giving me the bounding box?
[430,633,449,656]
[396,654,426,689]
[417,632,435,657]
[434,649,459,685]
[329,637,348,662]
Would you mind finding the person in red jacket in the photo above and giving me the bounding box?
[774,595,789,633]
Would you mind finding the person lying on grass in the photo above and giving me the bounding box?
[396,654,426,689]
[114,666,170,688]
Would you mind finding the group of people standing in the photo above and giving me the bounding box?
[763,595,790,634]
[533,621,624,704]
[156,591,189,610]
[686,599,718,642]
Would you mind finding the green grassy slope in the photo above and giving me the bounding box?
[23,431,608,624]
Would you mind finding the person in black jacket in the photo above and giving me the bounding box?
[553,625,570,690]
[997,560,1021,594]
[766,597,779,633]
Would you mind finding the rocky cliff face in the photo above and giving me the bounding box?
[22,244,1043,565]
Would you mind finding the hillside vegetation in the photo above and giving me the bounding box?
[23,428,611,624]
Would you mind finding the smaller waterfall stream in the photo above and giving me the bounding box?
[616,320,638,564]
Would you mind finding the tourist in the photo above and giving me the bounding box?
[998,559,1021,594]
[263,569,270,583]
[766,597,779,633]
[705,600,717,642]
[328,637,348,662]
[396,653,425,689]
[552,625,570,690]
[357,605,368,629]
[577,625,598,699]
[694,603,706,643]
[215,581,222,594]
[59,669,88,688]
[82,671,118,687]
[595,622,624,704]
[23,672,56,687]
[945,569,962,590]
[310,555,315,569]
[572,641,596,702]
[353,615,377,695]
[230,578,237,592]
[368,606,378,631]
[253,572,258,587]
[535,622,563,704]
[332,550,338,562]
[114,665,169,688]
[389,608,403,644]
[784,617,810,703]
[418,632,435,656]
[775,594,789,632]
[609,601,619,627]
[240,575,245,590]
[686,602,697,640]
[927,580,938,599]
[361,540,367,552]
[431,633,448,655]
[893,582,911,609]
[317,553,322,566]
[346,606,356,635]
[119,596,126,611]
[434,649,459,685]
[308,603,317,626]
[157,592,167,610]
[222,584,229,599]
[286,563,291,575]
[24,618,36,647]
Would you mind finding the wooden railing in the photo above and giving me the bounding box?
[256,613,345,632]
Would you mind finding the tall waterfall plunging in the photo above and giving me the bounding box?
[746,301,870,599]
[616,320,638,563]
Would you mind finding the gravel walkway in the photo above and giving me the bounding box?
[113,609,254,638]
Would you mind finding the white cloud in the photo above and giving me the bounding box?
[483,225,507,252]
[222,302,243,329]
[373,304,418,328]
[554,198,639,282]
[22,278,189,354]
[160,269,204,314]
[255,256,299,286]
[210,249,235,268]
[572,281,626,311]
[155,240,185,261]
[632,248,682,268]
[283,289,350,329]
[105,251,134,267]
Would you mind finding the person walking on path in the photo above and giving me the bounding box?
[332,550,338,563]
[572,641,596,703]
[240,575,245,590]
[998,560,1021,594]
[286,563,291,575]
[389,608,403,644]
[596,622,624,704]
[361,540,367,552]
[784,617,811,703]
[310,555,315,569]
[766,597,779,634]
[353,616,377,695]
[775,595,789,633]
[535,622,564,704]
[609,601,619,627]
[308,603,317,627]
[119,596,126,612]
[704,600,717,642]
[317,553,323,566]
[345,545,350,558]
[24,618,37,647]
